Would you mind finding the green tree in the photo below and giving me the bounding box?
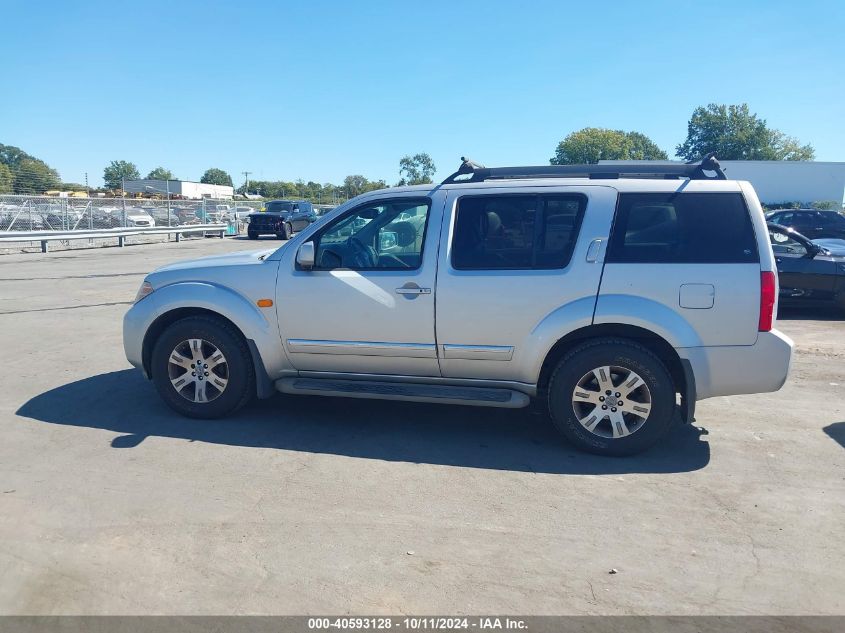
[13,158,61,193]
[0,163,12,193]
[0,143,35,170]
[103,160,140,190]
[200,168,233,187]
[147,166,175,180]
[398,153,436,185]
[343,175,387,198]
[0,143,62,193]
[676,103,815,161]
[550,128,668,164]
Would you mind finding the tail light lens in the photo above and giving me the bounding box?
[759,271,776,332]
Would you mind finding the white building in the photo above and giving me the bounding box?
[600,160,845,206]
[123,179,234,200]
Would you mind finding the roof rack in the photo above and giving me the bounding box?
[441,153,726,184]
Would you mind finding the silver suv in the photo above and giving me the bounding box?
[123,157,793,456]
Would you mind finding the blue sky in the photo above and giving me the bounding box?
[1,0,843,187]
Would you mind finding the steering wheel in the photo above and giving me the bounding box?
[347,236,377,268]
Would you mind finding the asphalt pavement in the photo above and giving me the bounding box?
[0,237,843,615]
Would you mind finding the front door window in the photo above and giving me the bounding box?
[313,199,430,270]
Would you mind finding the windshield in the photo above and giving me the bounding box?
[266,201,295,213]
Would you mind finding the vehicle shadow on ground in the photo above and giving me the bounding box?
[231,235,286,241]
[823,422,845,449]
[16,369,711,475]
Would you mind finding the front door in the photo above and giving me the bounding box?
[290,205,311,232]
[275,192,444,376]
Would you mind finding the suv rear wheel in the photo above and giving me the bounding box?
[151,315,255,419]
[547,338,675,456]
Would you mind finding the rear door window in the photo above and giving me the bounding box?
[607,193,758,263]
[451,194,586,270]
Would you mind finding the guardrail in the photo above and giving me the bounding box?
[0,224,228,253]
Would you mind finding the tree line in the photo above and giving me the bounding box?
[551,103,815,165]
[0,103,819,197]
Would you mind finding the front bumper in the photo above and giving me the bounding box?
[679,329,794,401]
[123,302,147,376]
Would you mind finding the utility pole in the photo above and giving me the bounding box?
[165,179,171,226]
[242,171,251,196]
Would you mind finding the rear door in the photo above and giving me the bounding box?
[434,185,616,383]
[597,188,761,346]
[791,211,819,238]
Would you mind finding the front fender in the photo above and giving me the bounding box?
[123,281,288,382]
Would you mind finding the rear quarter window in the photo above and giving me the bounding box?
[607,193,759,264]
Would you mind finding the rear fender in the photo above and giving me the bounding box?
[593,294,703,348]
[519,296,597,384]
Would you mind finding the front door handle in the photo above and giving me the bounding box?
[395,287,431,295]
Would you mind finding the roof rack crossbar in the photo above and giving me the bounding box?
[441,153,726,184]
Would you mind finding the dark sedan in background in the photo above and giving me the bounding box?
[766,208,845,240]
[768,222,845,313]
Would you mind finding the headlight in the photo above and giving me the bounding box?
[134,281,154,303]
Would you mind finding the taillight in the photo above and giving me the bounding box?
[759,271,776,332]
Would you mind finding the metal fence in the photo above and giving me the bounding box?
[0,195,265,232]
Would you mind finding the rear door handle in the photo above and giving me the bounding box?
[586,238,606,263]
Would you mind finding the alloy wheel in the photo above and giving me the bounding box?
[571,365,652,439]
[167,338,229,403]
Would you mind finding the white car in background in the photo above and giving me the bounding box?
[125,208,156,228]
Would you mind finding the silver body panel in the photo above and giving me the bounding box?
[124,178,793,403]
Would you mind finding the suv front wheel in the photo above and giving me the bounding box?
[547,338,675,456]
[151,315,255,418]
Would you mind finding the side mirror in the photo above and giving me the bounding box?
[805,243,822,259]
[296,241,316,269]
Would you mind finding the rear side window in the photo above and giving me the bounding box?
[451,194,586,270]
[607,193,758,263]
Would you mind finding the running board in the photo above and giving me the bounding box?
[276,377,530,408]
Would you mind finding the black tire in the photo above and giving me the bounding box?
[547,338,675,456]
[150,315,255,419]
[247,230,258,240]
[277,222,292,240]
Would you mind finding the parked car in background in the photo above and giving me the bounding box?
[125,208,156,228]
[768,222,845,312]
[201,204,233,223]
[124,156,793,456]
[226,206,256,222]
[247,200,316,239]
[0,204,46,230]
[765,208,845,240]
[143,206,180,227]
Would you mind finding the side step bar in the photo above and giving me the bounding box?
[276,377,530,409]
